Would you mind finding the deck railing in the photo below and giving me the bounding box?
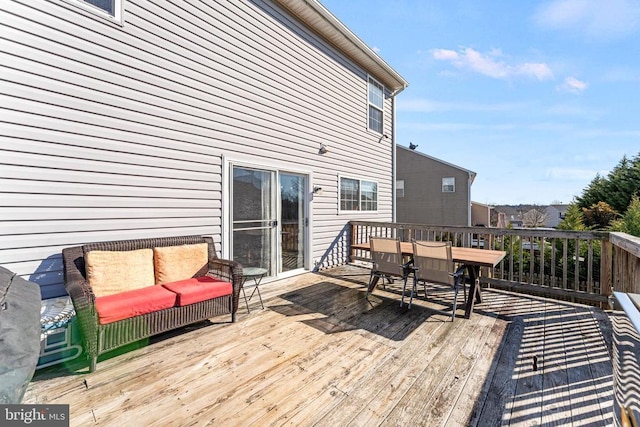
[610,232,640,295]
[349,221,640,307]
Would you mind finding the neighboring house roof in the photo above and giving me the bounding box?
[275,0,409,93]
[549,204,569,214]
[493,205,523,222]
[471,201,492,209]
[397,145,477,184]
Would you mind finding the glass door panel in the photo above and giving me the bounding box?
[280,173,306,272]
[231,167,276,275]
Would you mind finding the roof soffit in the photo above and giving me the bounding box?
[273,0,408,93]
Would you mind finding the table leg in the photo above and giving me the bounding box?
[248,277,265,309]
[464,265,482,319]
[241,281,251,313]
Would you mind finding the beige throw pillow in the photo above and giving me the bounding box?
[86,249,155,298]
[153,243,209,284]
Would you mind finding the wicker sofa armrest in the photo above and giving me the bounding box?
[62,246,98,358]
[207,258,243,313]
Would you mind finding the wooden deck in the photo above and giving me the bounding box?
[24,265,614,426]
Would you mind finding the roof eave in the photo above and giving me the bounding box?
[274,0,409,94]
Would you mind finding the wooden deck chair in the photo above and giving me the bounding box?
[402,240,465,321]
[367,237,409,298]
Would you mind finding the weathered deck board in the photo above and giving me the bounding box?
[23,265,613,426]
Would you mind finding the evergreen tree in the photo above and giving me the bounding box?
[557,203,588,231]
[610,195,640,237]
[576,153,640,213]
[576,174,607,210]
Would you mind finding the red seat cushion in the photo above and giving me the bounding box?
[161,277,233,306]
[95,285,177,325]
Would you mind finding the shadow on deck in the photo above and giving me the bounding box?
[25,264,613,426]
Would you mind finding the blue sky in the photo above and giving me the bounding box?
[321,0,640,205]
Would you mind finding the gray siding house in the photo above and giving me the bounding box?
[0,0,408,298]
[396,146,475,226]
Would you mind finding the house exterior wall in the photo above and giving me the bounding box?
[0,0,401,297]
[396,147,471,226]
[471,203,492,227]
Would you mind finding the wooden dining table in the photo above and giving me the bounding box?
[351,241,507,319]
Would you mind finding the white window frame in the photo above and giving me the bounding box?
[367,76,384,134]
[396,180,405,198]
[70,0,124,24]
[442,177,455,193]
[339,176,379,212]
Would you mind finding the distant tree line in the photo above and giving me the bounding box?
[559,152,640,236]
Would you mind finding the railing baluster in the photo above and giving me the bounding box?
[541,237,545,287]
[563,238,568,290]
[551,237,556,288]
[587,240,594,294]
[348,221,625,306]
[574,237,580,291]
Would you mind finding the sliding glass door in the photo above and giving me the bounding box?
[280,173,306,272]
[231,167,277,275]
[231,166,308,277]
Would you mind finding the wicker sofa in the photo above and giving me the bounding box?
[62,235,243,372]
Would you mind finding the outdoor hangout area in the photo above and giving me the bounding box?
[2,222,637,426]
[24,264,613,426]
[4,0,640,425]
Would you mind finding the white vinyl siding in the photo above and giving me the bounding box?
[0,0,396,296]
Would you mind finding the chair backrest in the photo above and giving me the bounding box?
[412,240,454,285]
[370,237,404,277]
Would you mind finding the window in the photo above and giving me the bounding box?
[396,180,405,198]
[360,181,378,211]
[340,177,378,211]
[84,0,115,15]
[75,0,122,20]
[442,177,455,192]
[368,77,384,133]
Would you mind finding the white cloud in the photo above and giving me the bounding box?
[372,46,381,53]
[556,76,588,94]
[431,47,554,81]
[534,0,640,40]
[432,48,459,61]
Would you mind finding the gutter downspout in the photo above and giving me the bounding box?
[468,172,473,226]
[392,95,397,223]
[389,85,407,223]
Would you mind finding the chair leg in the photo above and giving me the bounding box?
[408,275,418,309]
[400,274,409,307]
[366,270,375,299]
[451,283,459,322]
